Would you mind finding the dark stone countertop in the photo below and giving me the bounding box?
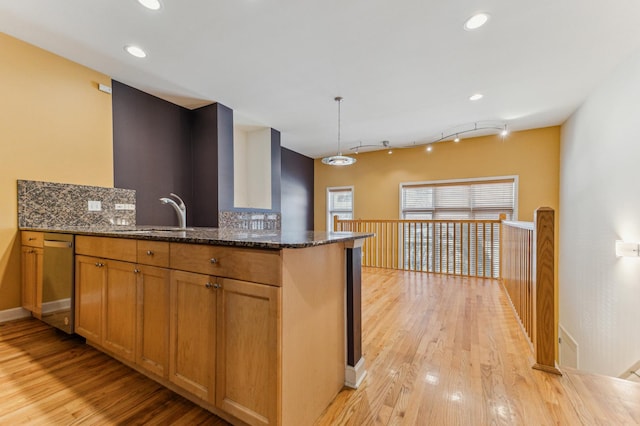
[19,225,373,250]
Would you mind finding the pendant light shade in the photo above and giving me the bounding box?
[322,97,356,166]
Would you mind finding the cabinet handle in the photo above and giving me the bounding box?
[213,283,222,289]
[205,282,214,289]
[134,268,140,274]
[146,250,154,256]
[210,258,218,264]
[28,237,36,241]
[95,262,104,268]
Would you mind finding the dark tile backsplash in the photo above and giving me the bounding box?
[18,180,136,228]
[218,211,281,230]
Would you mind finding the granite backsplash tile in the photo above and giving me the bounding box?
[218,211,281,230]
[18,180,136,228]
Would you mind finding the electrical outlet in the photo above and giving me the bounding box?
[88,200,102,211]
[115,203,136,211]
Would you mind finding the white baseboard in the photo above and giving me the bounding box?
[345,357,367,389]
[0,307,31,323]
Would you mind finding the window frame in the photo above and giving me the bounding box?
[398,175,518,220]
[326,186,354,231]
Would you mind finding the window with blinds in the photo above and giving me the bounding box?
[401,177,517,220]
[327,186,354,231]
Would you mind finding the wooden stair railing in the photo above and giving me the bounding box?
[502,207,560,375]
[334,217,502,278]
[336,208,559,375]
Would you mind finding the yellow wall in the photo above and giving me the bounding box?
[0,33,113,310]
[314,126,560,229]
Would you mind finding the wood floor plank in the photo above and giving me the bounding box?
[0,318,227,425]
[315,268,640,425]
[2,269,640,425]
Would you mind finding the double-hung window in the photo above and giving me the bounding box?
[327,186,354,231]
[400,176,517,220]
[399,176,517,277]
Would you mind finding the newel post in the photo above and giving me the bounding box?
[532,207,562,375]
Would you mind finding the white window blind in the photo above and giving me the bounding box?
[327,187,354,230]
[401,177,516,220]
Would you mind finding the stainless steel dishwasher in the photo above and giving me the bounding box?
[42,233,75,333]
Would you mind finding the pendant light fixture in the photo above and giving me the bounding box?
[322,97,356,166]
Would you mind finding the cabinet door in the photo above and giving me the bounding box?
[75,255,106,342]
[103,260,137,362]
[21,246,43,317]
[216,278,280,426]
[137,265,170,378]
[169,270,216,403]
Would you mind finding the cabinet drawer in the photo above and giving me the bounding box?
[137,240,170,267]
[21,231,44,248]
[170,243,281,286]
[75,236,137,263]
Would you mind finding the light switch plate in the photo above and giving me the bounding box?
[88,200,102,211]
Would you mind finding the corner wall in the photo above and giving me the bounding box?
[281,148,314,231]
[112,81,192,226]
[560,48,640,376]
[0,33,113,311]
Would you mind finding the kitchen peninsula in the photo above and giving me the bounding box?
[20,225,371,426]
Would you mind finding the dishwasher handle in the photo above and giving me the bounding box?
[44,240,73,249]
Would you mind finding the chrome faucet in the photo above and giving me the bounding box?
[159,193,187,229]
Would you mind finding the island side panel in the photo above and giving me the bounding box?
[281,242,346,426]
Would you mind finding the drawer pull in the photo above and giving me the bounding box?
[146,250,154,256]
[205,282,214,289]
[210,258,218,264]
[28,237,36,241]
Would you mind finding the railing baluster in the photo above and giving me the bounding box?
[337,218,506,279]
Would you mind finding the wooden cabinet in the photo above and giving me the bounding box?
[137,240,169,268]
[75,236,138,348]
[169,270,217,403]
[216,278,280,426]
[170,243,282,286]
[21,245,43,317]
[76,236,136,262]
[75,255,106,342]
[103,260,138,362]
[21,231,44,317]
[75,255,138,363]
[76,238,171,378]
[136,264,170,378]
[72,236,288,425]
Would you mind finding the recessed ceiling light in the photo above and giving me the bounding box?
[464,13,490,31]
[454,136,460,143]
[138,0,161,10]
[469,93,483,101]
[125,45,147,58]
[426,145,433,152]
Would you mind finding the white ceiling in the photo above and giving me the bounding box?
[2,0,640,158]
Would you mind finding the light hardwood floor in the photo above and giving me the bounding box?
[0,319,226,425]
[2,268,639,425]
[316,268,640,425]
